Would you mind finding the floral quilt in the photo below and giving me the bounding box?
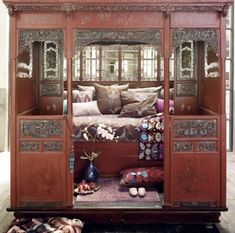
[139,113,164,160]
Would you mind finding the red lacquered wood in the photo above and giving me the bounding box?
[3,0,232,222]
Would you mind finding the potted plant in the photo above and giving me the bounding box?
[80,124,118,183]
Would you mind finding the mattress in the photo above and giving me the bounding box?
[73,115,143,142]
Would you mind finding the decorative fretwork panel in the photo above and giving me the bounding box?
[178,41,194,80]
[19,30,64,51]
[173,141,193,152]
[44,41,59,80]
[74,30,161,49]
[20,141,40,152]
[20,120,63,138]
[176,84,197,97]
[44,142,63,152]
[40,84,61,97]
[73,30,163,82]
[173,29,217,51]
[173,120,217,138]
[196,141,217,152]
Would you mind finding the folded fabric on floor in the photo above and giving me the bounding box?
[6,217,84,233]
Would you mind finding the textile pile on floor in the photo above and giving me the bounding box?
[6,217,83,233]
[5,218,220,233]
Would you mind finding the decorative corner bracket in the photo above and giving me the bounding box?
[6,4,15,16]
[221,4,230,17]
[62,4,76,16]
[161,5,174,17]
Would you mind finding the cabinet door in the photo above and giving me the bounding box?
[15,117,68,208]
[170,117,221,208]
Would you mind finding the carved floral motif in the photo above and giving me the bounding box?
[75,30,161,48]
[176,84,197,97]
[20,120,63,138]
[44,142,63,152]
[173,29,218,51]
[173,141,193,152]
[19,30,63,52]
[6,4,229,15]
[40,84,61,97]
[196,141,217,152]
[20,142,40,152]
[174,120,217,138]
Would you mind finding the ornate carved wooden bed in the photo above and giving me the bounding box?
[3,0,233,224]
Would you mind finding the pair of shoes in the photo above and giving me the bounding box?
[129,187,146,197]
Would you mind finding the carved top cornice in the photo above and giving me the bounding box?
[75,29,161,48]
[3,2,232,16]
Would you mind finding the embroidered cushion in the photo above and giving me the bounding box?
[73,101,102,116]
[120,91,156,105]
[119,94,158,118]
[94,83,129,114]
[120,167,164,187]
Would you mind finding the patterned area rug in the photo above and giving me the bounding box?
[75,178,161,203]
[83,223,220,233]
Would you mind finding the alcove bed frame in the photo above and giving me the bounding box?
[3,0,233,224]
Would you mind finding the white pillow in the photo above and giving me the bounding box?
[73,101,102,116]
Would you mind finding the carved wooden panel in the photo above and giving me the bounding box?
[75,30,161,48]
[19,30,64,52]
[173,120,217,138]
[173,29,217,50]
[196,141,217,152]
[176,84,197,97]
[173,141,193,152]
[6,3,229,16]
[44,141,63,152]
[20,120,63,138]
[40,84,61,97]
[20,141,40,152]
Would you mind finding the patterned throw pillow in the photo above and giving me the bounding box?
[72,90,93,103]
[94,83,129,114]
[120,167,164,187]
[121,91,156,105]
[119,94,158,118]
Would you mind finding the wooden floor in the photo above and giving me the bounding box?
[0,152,235,233]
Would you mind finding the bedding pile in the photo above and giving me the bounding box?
[6,217,83,233]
